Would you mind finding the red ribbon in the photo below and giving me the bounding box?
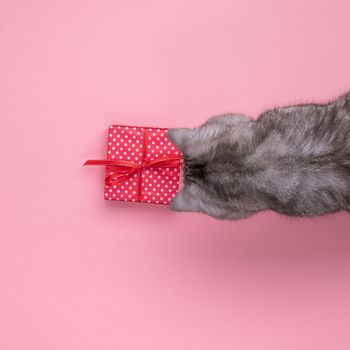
[84,128,182,201]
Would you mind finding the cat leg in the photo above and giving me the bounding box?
[167,128,194,152]
[170,186,202,213]
[199,198,259,220]
[210,210,257,220]
[171,187,259,220]
[204,113,251,126]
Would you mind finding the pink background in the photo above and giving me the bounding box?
[1,0,350,349]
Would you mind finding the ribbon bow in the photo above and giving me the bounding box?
[84,128,182,201]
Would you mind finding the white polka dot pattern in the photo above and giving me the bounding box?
[104,125,182,204]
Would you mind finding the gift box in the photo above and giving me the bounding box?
[84,125,183,204]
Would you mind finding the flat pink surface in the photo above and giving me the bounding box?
[1,1,350,349]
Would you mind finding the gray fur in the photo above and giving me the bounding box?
[168,91,350,220]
